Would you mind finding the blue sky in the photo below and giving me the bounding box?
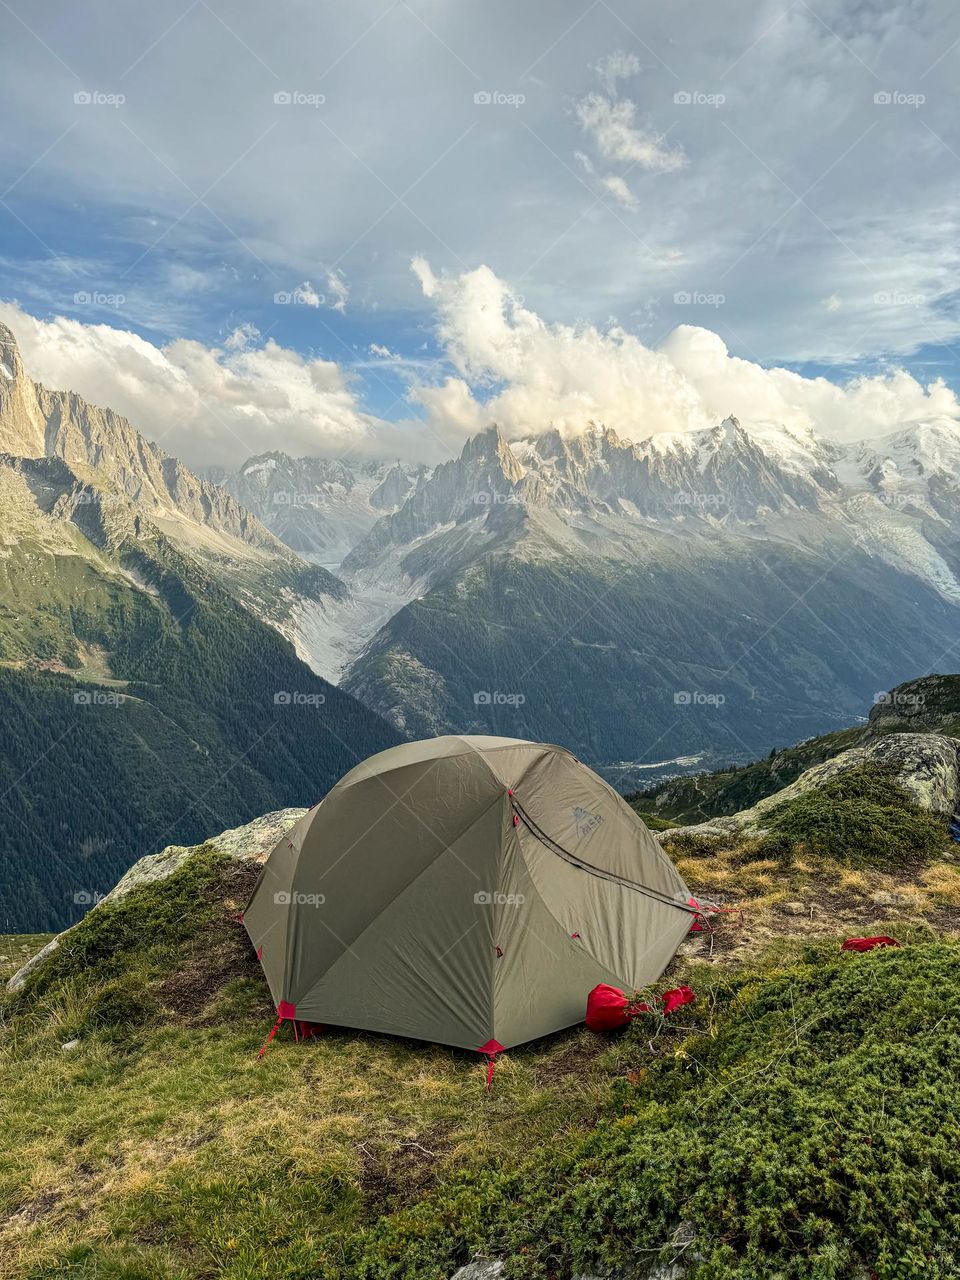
[2,0,960,466]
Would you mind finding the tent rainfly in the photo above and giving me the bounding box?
[244,735,694,1055]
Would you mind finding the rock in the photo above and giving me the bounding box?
[779,901,807,916]
[450,1262,504,1280]
[61,1039,80,1052]
[7,935,61,994]
[6,808,306,993]
[103,808,306,904]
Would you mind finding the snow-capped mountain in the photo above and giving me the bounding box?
[318,416,960,774]
[216,452,427,570]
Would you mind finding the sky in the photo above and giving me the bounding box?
[2,0,960,467]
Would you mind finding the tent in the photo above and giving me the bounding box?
[244,735,693,1053]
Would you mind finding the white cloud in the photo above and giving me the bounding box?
[601,174,638,210]
[412,261,960,446]
[324,268,349,314]
[575,93,686,173]
[0,301,403,468]
[591,50,641,96]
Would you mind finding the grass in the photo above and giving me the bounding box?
[0,852,622,1280]
[0,936,53,982]
[3,835,960,1278]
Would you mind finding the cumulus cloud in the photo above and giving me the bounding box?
[411,261,960,446]
[0,301,399,468]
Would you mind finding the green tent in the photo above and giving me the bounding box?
[245,735,693,1053]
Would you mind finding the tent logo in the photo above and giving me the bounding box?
[274,890,325,906]
[573,806,604,839]
[474,891,525,906]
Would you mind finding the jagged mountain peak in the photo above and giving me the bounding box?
[0,321,24,383]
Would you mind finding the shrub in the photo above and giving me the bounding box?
[754,764,947,869]
[338,942,960,1280]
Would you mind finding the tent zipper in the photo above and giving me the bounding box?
[510,797,697,916]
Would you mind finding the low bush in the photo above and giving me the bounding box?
[754,765,947,869]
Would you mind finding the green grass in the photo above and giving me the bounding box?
[2,847,959,1279]
[755,764,948,869]
[0,936,53,982]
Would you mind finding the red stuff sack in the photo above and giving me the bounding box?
[585,983,631,1031]
[660,985,696,1014]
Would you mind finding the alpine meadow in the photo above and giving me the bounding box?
[2,4,960,1279]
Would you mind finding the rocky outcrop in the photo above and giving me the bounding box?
[6,808,305,993]
[665,732,960,843]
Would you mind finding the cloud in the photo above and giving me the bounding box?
[412,261,960,446]
[324,269,349,314]
[0,300,408,468]
[601,174,639,211]
[590,50,641,96]
[575,93,686,174]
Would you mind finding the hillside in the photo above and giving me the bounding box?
[0,455,399,932]
[633,674,960,824]
[0,322,349,670]
[2,743,959,1279]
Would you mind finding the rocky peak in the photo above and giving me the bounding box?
[0,322,24,383]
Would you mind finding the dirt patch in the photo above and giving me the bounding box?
[156,860,268,1022]
[529,1033,608,1087]
[355,1122,455,1214]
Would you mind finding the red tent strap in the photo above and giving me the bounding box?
[688,896,744,933]
[842,935,900,952]
[478,1039,505,1090]
[257,1001,298,1058]
[257,1012,284,1059]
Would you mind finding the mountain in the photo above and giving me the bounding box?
[0,322,349,666]
[0,328,401,930]
[214,451,426,570]
[326,418,960,775]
